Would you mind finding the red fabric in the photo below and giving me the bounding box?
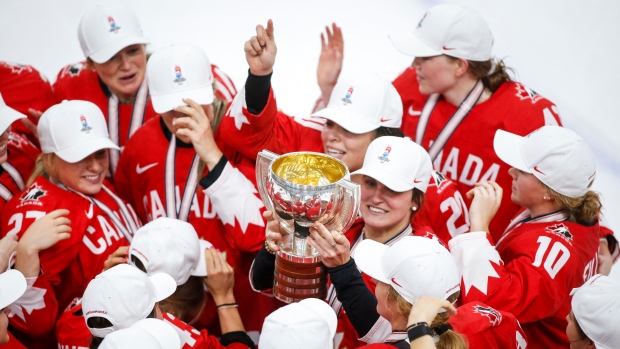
[393,68,562,239]
[0,132,40,213]
[55,298,91,349]
[163,313,250,349]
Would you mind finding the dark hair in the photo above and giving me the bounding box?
[158,276,206,325]
[373,126,405,139]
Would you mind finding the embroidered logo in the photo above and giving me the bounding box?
[21,184,46,202]
[515,83,542,103]
[173,65,186,85]
[546,223,573,243]
[80,115,93,133]
[473,305,502,326]
[378,146,392,163]
[341,86,354,105]
[417,13,428,28]
[108,16,121,33]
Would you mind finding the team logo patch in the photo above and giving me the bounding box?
[515,83,543,103]
[546,223,573,243]
[67,63,85,77]
[80,115,93,133]
[107,16,121,33]
[417,13,428,28]
[378,145,392,163]
[21,184,46,202]
[473,305,502,326]
[341,86,354,105]
[431,170,447,190]
[173,65,186,85]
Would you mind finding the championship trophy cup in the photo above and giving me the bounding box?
[256,150,360,303]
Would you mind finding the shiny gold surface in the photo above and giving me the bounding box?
[272,153,346,185]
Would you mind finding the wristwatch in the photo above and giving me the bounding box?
[407,322,434,341]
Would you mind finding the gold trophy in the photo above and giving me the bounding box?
[256,151,360,303]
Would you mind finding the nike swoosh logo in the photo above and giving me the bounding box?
[413,179,423,183]
[85,203,93,219]
[442,46,456,50]
[380,118,392,122]
[136,162,158,174]
[391,277,402,287]
[408,106,421,116]
[533,166,545,175]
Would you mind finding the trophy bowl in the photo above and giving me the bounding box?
[256,151,360,303]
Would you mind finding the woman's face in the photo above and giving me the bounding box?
[54,150,109,195]
[508,167,548,210]
[374,281,395,323]
[321,120,374,172]
[91,44,147,102]
[412,55,461,96]
[360,176,414,233]
[161,105,213,144]
[0,307,10,345]
[0,128,10,165]
[566,310,594,349]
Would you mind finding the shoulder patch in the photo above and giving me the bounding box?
[515,83,543,104]
[21,183,46,202]
[546,223,573,244]
[62,62,86,78]
[473,304,502,326]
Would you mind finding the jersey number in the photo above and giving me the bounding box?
[440,191,470,237]
[532,236,570,279]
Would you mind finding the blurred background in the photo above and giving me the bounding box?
[1,0,618,276]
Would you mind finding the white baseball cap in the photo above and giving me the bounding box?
[259,298,337,349]
[38,100,120,163]
[100,319,181,349]
[353,236,460,306]
[82,264,177,338]
[390,4,493,61]
[0,93,26,134]
[351,136,432,193]
[311,74,402,134]
[78,5,149,64]
[147,44,214,114]
[0,270,27,310]
[571,274,620,349]
[493,126,596,198]
[129,217,211,285]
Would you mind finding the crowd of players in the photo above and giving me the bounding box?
[0,3,618,349]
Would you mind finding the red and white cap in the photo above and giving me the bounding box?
[311,74,402,134]
[390,4,493,61]
[78,5,149,64]
[129,217,211,285]
[147,44,214,114]
[351,136,432,192]
[0,93,26,134]
[100,319,181,349]
[570,274,620,349]
[353,236,460,308]
[0,270,27,310]
[82,264,176,338]
[259,298,337,349]
[494,126,596,198]
[38,100,120,163]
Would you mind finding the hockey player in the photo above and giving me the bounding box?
[1,100,140,349]
[114,44,275,343]
[449,126,601,349]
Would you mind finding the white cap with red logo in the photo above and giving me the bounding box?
[390,4,493,61]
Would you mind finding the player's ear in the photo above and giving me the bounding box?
[454,58,469,77]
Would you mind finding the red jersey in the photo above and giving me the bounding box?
[221,88,468,245]
[448,210,600,349]
[0,61,57,144]
[55,298,91,349]
[163,313,250,349]
[0,132,40,213]
[393,68,562,239]
[114,116,277,341]
[1,178,139,347]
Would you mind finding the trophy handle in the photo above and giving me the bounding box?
[334,179,361,233]
[256,150,278,215]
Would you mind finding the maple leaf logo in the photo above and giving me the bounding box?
[450,232,503,296]
[9,285,47,321]
[227,87,250,130]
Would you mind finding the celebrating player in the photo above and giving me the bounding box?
[114,44,275,343]
[0,100,140,349]
[449,126,601,348]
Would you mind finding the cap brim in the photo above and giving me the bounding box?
[151,86,214,114]
[0,105,26,134]
[191,239,212,277]
[148,273,177,301]
[352,239,389,283]
[0,270,27,309]
[89,35,150,64]
[352,167,415,192]
[54,137,121,163]
[311,107,378,134]
[493,130,531,172]
[388,32,441,57]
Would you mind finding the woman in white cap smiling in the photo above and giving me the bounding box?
[449,126,602,349]
[114,43,276,341]
[0,99,140,348]
[51,5,237,178]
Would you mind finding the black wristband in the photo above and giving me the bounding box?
[407,322,434,341]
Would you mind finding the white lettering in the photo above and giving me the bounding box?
[98,216,120,245]
[459,154,483,186]
[149,190,166,219]
[83,225,106,255]
[441,148,459,181]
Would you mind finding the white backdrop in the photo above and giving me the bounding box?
[1,0,618,276]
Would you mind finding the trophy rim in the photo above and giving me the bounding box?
[269,151,350,191]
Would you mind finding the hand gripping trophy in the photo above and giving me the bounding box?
[256,150,360,303]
